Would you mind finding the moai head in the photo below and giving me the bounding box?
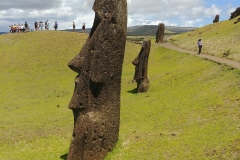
[213,15,220,23]
[230,7,240,20]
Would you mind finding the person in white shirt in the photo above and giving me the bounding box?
[197,39,203,55]
[21,24,24,32]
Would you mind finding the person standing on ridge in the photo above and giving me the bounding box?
[54,21,58,30]
[82,23,85,32]
[73,22,75,32]
[197,39,203,55]
[45,20,49,30]
[34,21,38,31]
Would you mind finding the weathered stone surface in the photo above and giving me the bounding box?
[234,18,240,24]
[229,7,240,20]
[155,23,165,43]
[132,38,151,93]
[213,15,220,23]
[67,0,127,159]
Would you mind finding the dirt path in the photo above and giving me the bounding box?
[156,42,240,70]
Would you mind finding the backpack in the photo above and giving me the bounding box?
[45,21,47,25]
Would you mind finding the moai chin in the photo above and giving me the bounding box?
[155,23,165,43]
[132,38,151,93]
[67,0,127,160]
[213,15,220,23]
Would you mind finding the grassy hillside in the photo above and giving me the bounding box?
[0,31,240,159]
[170,16,240,62]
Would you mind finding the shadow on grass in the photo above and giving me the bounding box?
[127,88,137,94]
[60,153,68,160]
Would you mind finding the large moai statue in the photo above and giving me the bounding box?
[229,7,240,20]
[132,38,151,93]
[67,0,127,160]
[213,15,220,23]
[155,23,165,43]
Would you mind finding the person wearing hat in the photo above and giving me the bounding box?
[197,38,203,55]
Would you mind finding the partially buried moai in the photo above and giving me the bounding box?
[67,0,127,160]
[155,23,165,43]
[213,15,220,23]
[229,7,240,20]
[132,38,151,93]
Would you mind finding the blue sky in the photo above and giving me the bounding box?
[0,0,239,32]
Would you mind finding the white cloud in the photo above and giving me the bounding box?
[127,0,206,27]
[148,20,177,26]
[204,4,221,17]
[182,19,203,27]
[228,8,237,15]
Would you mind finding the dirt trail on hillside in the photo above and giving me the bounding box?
[156,42,240,70]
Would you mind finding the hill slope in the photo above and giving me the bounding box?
[0,31,240,159]
[170,16,240,62]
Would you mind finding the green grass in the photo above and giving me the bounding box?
[170,16,240,62]
[0,31,240,159]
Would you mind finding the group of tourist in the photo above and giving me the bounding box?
[9,20,86,33]
[34,20,50,31]
[9,22,30,33]
[34,20,59,31]
[72,22,86,32]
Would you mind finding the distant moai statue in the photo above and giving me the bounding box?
[234,18,240,24]
[229,7,240,20]
[132,38,151,93]
[155,23,165,43]
[213,15,220,23]
[67,0,127,160]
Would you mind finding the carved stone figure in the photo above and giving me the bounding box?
[132,38,151,93]
[229,7,240,20]
[155,23,165,43]
[234,18,240,24]
[213,15,220,23]
[67,0,127,159]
